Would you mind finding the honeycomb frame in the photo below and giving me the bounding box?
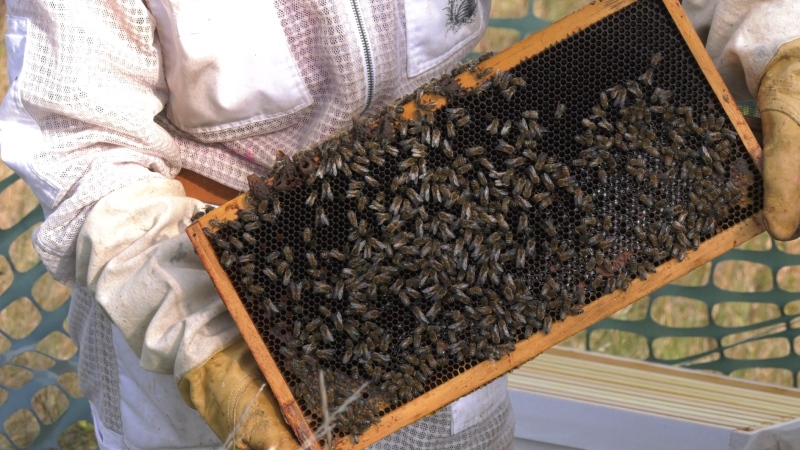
[187,0,764,448]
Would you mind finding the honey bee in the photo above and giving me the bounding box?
[486,118,500,135]
[543,316,553,334]
[540,219,557,237]
[290,282,303,301]
[541,173,555,192]
[554,104,567,119]
[229,236,244,250]
[650,52,664,67]
[639,68,654,85]
[597,169,608,185]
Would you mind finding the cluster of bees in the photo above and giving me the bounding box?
[558,52,752,294]
[202,50,756,442]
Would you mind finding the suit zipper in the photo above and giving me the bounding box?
[349,0,375,114]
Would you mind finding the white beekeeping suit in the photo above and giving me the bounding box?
[683,0,800,103]
[3,0,800,448]
[0,0,512,449]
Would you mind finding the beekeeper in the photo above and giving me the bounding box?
[1,1,800,449]
[0,1,514,449]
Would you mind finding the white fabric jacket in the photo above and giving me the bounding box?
[682,0,800,102]
[1,0,799,448]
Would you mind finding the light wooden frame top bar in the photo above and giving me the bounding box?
[510,347,800,431]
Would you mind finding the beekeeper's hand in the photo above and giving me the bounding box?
[77,177,298,448]
[760,38,800,241]
[179,338,301,449]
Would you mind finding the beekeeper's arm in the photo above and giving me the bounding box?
[0,1,297,447]
[683,0,800,240]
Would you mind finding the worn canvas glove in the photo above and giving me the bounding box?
[179,338,301,450]
[759,38,800,241]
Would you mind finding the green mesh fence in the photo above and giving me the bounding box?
[0,167,94,449]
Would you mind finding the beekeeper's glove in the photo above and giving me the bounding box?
[760,38,800,240]
[178,338,301,450]
[77,177,299,449]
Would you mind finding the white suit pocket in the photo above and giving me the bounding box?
[151,0,312,139]
[404,0,490,77]
[5,15,28,83]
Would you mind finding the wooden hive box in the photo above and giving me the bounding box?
[510,348,800,449]
[186,0,764,447]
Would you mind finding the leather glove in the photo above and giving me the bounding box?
[759,38,800,240]
[178,338,301,450]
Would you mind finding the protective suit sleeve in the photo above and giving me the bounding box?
[682,0,800,101]
[0,0,234,378]
[0,0,179,284]
[74,177,240,377]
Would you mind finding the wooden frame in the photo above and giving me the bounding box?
[186,0,764,448]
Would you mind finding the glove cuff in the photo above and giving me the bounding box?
[178,338,255,436]
[178,337,256,406]
[177,337,300,449]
